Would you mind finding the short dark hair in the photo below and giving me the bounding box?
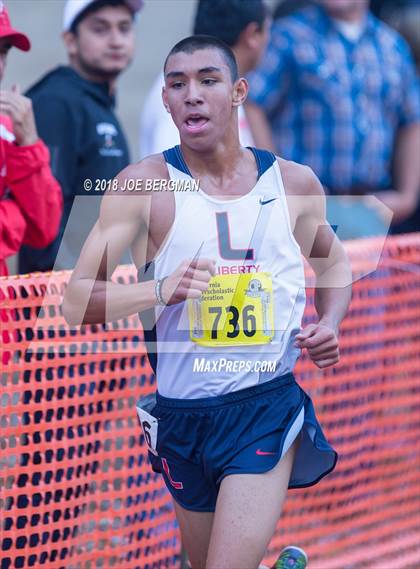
[193,0,268,47]
[70,0,135,34]
[164,35,239,82]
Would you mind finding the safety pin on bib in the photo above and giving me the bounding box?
[191,298,203,338]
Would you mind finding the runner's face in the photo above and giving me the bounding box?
[68,5,135,78]
[163,48,247,150]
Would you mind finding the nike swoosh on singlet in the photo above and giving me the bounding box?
[256,449,277,456]
[259,198,278,206]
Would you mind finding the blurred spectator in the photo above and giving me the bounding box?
[0,1,62,276]
[139,0,270,158]
[247,0,420,239]
[371,0,420,69]
[273,0,310,20]
[19,0,142,274]
[371,0,420,234]
[274,1,420,67]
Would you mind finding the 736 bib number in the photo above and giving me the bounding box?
[189,273,274,347]
[209,304,257,339]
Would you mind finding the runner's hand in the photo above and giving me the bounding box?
[295,323,339,368]
[0,85,38,146]
[160,258,216,305]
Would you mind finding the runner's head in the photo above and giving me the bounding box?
[193,0,270,74]
[62,0,141,81]
[0,1,31,81]
[163,35,248,151]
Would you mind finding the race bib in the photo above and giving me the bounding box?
[188,272,274,347]
[136,395,158,456]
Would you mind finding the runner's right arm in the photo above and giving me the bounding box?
[63,160,214,325]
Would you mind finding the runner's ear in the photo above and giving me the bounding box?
[161,86,171,113]
[232,78,248,107]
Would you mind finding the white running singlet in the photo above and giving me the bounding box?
[138,146,306,399]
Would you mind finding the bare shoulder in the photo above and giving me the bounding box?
[100,154,169,226]
[116,153,169,187]
[277,157,324,197]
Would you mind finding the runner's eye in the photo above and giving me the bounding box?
[171,82,184,89]
[202,78,217,85]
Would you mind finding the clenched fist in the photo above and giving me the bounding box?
[0,85,38,146]
[295,323,340,369]
[160,258,216,305]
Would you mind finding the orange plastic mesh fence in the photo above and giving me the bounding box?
[1,234,419,569]
[263,233,420,569]
[0,270,179,569]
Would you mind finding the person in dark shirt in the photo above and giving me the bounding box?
[19,0,143,273]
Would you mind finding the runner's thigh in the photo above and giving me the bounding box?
[206,440,297,569]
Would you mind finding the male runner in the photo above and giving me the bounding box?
[63,35,352,569]
[139,0,270,157]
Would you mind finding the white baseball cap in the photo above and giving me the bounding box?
[63,0,144,32]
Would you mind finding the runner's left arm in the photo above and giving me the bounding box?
[288,164,352,368]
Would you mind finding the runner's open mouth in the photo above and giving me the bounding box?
[185,115,209,132]
[185,116,209,128]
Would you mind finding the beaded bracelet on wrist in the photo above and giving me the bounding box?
[155,277,168,306]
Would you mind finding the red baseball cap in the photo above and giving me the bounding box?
[0,1,30,51]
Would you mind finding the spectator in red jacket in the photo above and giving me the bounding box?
[0,2,62,276]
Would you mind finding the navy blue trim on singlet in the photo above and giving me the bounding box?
[137,261,157,374]
[247,147,276,179]
[163,146,193,177]
[163,145,276,181]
